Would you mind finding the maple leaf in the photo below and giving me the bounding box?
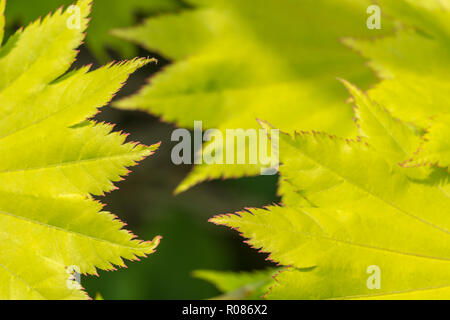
[211,82,450,299]
[0,0,160,299]
[5,0,184,61]
[113,0,391,193]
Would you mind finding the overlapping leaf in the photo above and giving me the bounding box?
[0,0,160,299]
[5,0,184,61]
[409,115,450,169]
[114,0,391,193]
[345,0,450,171]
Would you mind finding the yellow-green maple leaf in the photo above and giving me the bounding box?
[345,0,450,171]
[212,83,450,299]
[0,0,160,299]
[114,0,391,193]
[213,135,450,299]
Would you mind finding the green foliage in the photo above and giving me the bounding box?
[5,0,184,61]
[213,105,450,298]
[194,269,277,300]
[409,115,450,169]
[8,0,447,300]
[0,0,159,299]
[114,0,391,193]
[345,0,450,171]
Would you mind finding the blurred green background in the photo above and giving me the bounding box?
[4,0,278,299]
[86,52,279,299]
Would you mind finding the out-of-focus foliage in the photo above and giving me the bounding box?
[345,0,450,171]
[0,0,159,299]
[114,0,392,193]
[194,269,277,300]
[5,0,184,61]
